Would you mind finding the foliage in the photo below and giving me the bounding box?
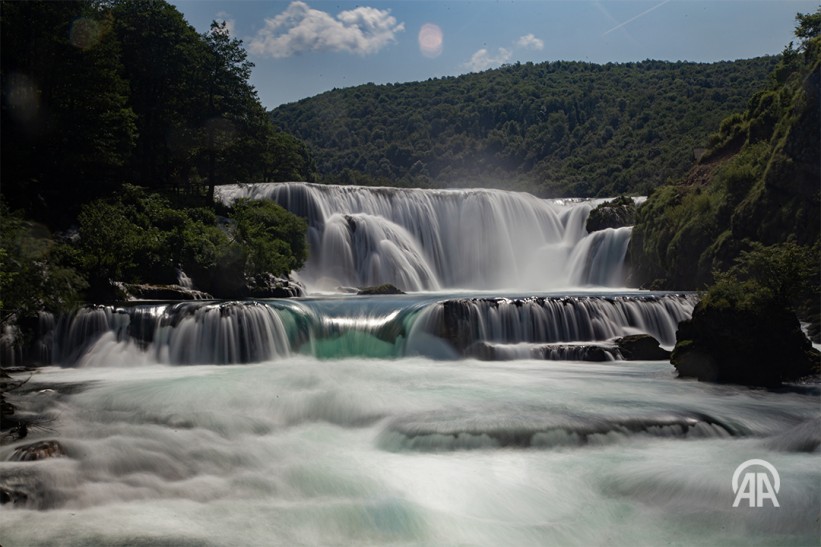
[709,241,820,311]
[0,202,86,318]
[1,0,316,230]
[73,187,307,297]
[271,58,777,196]
[231,199,308,276]
[0,0,137,226]
[76,186,224,288]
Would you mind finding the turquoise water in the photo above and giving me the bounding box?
[0,356,818,546]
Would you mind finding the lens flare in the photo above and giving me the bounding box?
[418,23,443,58]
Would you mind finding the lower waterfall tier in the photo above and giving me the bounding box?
[44,293,696,366]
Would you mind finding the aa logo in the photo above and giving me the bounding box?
[732,459,780,508]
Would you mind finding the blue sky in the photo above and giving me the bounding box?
[173,1,818,109]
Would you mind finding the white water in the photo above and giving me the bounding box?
[1,358,818,546]
[216,183,632,292]
[44,293,696,365]
[2,184,818,545]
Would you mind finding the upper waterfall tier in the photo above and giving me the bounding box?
[216,183,632,292]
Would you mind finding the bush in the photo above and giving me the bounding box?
[230,199,308,276]
[74,187,308,298]
[0,201,86,317]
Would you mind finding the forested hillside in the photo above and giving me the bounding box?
[629,10,820,290]
[271,57,777,196]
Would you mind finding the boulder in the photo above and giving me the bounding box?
[357,284,405,295]
[671,300,820,387]
[586,196,637,232]
[615,334,671,360]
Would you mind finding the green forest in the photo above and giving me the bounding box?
[1,0,312,316]
[270,57,777,196]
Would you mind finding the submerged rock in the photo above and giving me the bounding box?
[357,284,405,295]
[671,300,820,387]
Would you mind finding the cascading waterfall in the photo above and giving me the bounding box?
[216,182,632,292]
[46,294,696,366]
[4,183,818,547]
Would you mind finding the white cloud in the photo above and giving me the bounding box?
[249,1,404,58]
[464,47,512,72]
[516,33,544,51]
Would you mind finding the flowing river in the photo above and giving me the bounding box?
[1,183,817,546]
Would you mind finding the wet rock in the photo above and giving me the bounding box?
[357,284,405,295]
[586,196,637,232]
[117,282,213,301]
[246,274,305,298]
[615,334,671,360]
[9,440,67,462]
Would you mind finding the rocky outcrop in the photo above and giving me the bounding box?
[357,284,405,295]
[671,301,820,387]
[245,274,305,298]
[586,196,637,232]
[615,334,670,360]
[115,282,212,301]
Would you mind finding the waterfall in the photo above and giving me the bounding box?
[216,183,632,292]
[404,294,696,359]
[47,294,695,366]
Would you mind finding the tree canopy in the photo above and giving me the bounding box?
[270,57,777,197]
[1,0,316,227]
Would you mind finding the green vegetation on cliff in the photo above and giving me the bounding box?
[630,10,820,290]
[271,57,776,196]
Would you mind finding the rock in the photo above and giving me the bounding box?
[246,274,305,298]
[116,282,212,301]
[9,440,67,462]
[615,334,671,360]
[671,300,820,387]
[357,284,405,295]
[586,196,637,232]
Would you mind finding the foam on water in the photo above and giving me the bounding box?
[216,183,633,292]
[1,359,818,545]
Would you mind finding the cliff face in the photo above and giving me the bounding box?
[629,37,820,290]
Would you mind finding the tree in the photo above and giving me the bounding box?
[1,1,137,225]
[0,201,86,318]
[111,0,208,192]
